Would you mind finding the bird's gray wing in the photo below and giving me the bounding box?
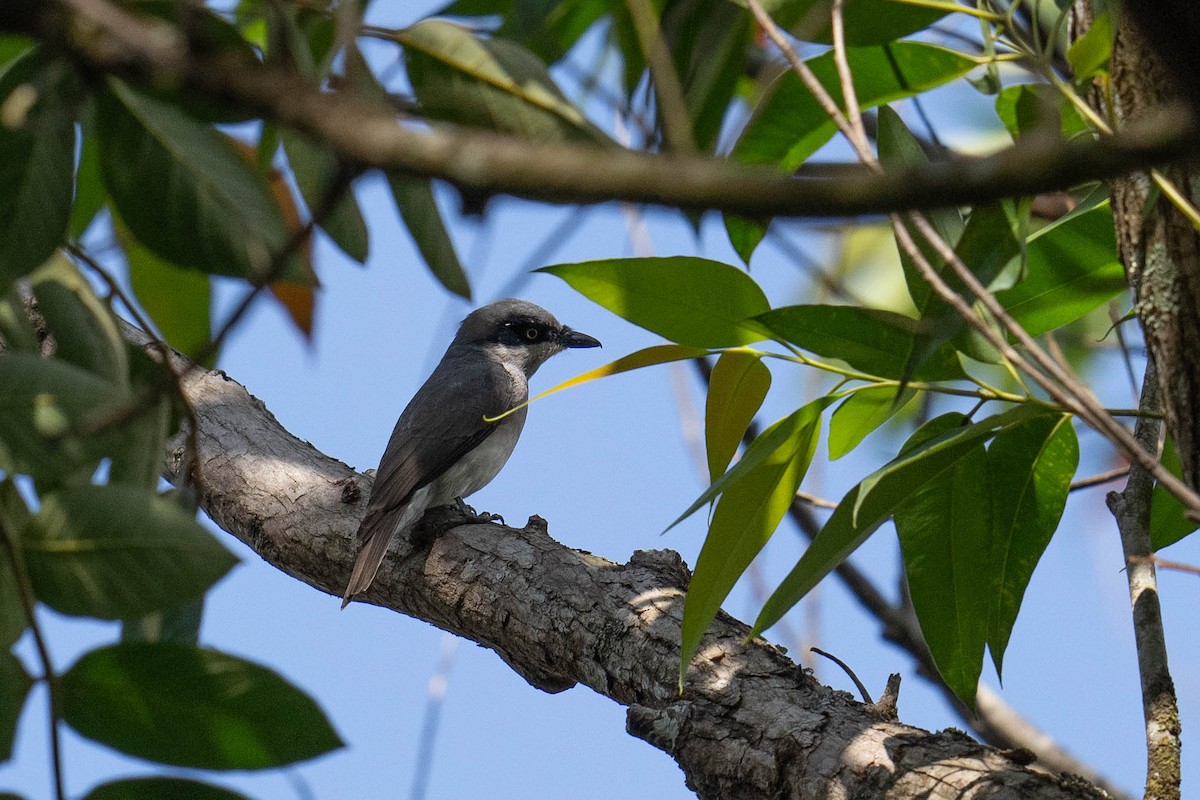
[343,356,520,606]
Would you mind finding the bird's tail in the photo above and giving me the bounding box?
[341,529,393,609]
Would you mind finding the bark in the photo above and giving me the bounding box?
[126,341,1112,800]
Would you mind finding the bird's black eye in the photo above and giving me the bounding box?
[523,327,541,341]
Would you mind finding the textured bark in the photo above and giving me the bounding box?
[124,334,1110,800]
[1101,5,1200,490]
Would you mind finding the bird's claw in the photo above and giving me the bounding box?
[453,497,505,525]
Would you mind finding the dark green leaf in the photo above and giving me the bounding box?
[70,99,107,240]
[681,397,824,682]
[62,642,343,769]
[894,414,991,709]
[733,43,975,172]
[0,353,126,484]
[0,651,32,762]
[97,79,301,284]
[24,484,237,620]
[827,385,916,460]
[995,203,1127,335]
[280,129,369,264]
[752,405,1037,636]
[1150,437,1198,550]
[387,176,471,299]
[122,597,204,646]
[437,0,609,63]
[0,48,77,288]
[0,481,31,650]
[753,305,965,381]
[541,257,770,347]
[84,776,251,800]
[705,351,771,481]
[986,412,1077,676]
[400,19,612,144]
[29,255,128,386]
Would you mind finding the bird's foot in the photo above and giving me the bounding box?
[453,497,505,525]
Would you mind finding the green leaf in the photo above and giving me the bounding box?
[986,412,1077,676]
[749,0,947,44]
[724,215,770,266]
[97,79,301,284]
[0,481,31,650]
[122,597,205,647]
[121,218,214,361]
[753,405,1037,636]
[0,47,77,288]
[669,394,839,531]
[995,83,1089,141]
[435,0,609,64]
[753,305,965,381]
[540,257,770,348]
[525,344,708,412]
[1150,437,1198,550]
[29,255,129,386]
[681,397,824,682]
[399,19,612,144]
[280,129,369,264]
[84,777,251,800]
[0,353,127,484]
[23,484,238,620]
[62,642,343,769]
[995,203,1127,335]
[70,99,107,240]
[733,43,975,172]
[705,351,771,481]
[387,176,471,299]
[1067,10,1113,80]
[894,415,991,709]
[827,385,916,460]
[0,651,32,762]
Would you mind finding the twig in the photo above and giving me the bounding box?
[811,646,872,703]
[1130,554,1200,578]
[1070,467,1131,492]
[0,517,64,800]
[1105,362,1181,800]
[623,0,694,153]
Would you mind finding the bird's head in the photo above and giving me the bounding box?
[453,299,602,376]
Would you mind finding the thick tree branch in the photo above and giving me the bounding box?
[120,341,1110,799]
[3,0,1198,220]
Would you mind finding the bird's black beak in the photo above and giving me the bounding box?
[559,327,602,349]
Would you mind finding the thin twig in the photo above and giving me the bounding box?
[0,518,64,800]
[1130,554,1200,578]
[811,647,873,704]
[1070,467,1131,492]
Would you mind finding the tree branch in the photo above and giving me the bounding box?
[118,336,1112,799]
[3,0,1198,220]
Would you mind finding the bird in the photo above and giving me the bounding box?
[341,299,602,608]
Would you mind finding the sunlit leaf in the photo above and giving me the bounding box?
[1067,10,1113,80]
[828,385,916,460]
[733,43,975,172]
[24,484,237,620]
[681,396,824,682]
[541,257,770,347]
[753,304,965,381]
[995,83,1089,141]
[705,351,771,481]
[986,412,1077,676]
[399,19,612,144]
[61,643,343,769]
[995,203,1127,335]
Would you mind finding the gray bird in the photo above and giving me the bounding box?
[342,299,601,607]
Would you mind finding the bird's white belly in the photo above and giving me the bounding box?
[427,413,525,506]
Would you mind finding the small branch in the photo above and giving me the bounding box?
[811,646,873,703]
[0,518,64,800]
[1105,362,1181,800]
[1129,554,1200,578]
[1070,467,1131,492]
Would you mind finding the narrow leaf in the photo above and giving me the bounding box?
[753,405,1037,635]
[894,428,991,709]
[61,642,343,769]
[986,413,1077,676]
[24,484,238,620]
[705,351,771,481]
[746,0,947,44]
[753,305,965,381]
[680,400,822,681]
[1150,437,1199,549]
[525,345,707,413]
[540,257,770,348]
[280,128,369,264]
[29,255,129,386]
[828,385,916,460]
[387,175,471,299]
